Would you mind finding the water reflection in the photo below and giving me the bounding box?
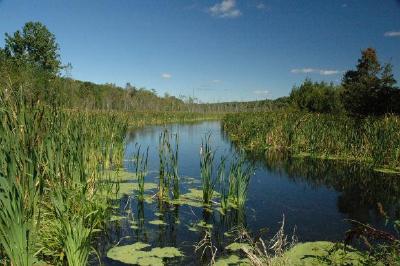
[99,121,400,265]
[258,151,400,229]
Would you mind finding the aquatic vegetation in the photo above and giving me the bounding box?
[107,242,183,265]
[284,242,367,265]
[200,135,218,205]
[222,111,400,171]
[228,155,253,209]
[158,129,180,200]
[217,157,230,212]
[0,176,37,266]
[133,144,149,201]
[158,129,169,199]
[169,133,180,200]
[194,230,217,265]
[149,219,167,225]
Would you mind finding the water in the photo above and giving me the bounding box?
[98,121,400,265]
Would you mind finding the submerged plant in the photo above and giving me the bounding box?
[200,135,217,205]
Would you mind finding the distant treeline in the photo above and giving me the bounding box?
[0,21,287,113]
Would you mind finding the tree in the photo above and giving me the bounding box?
[290,79,342,113]
[341,48,398,116]
[4,21,61,74]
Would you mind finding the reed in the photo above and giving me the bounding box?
[223,111,400,171]
[169,133,180,199]
[158,130,168,199]
[228,154,253,209]
[134,144,149,201]
[0,176,37,266]
[200,135,218,205]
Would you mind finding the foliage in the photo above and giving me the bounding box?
[4,21,61,74]
[290,79,343,113]
[341,47,399,116]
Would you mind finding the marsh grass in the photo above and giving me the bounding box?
[228,154,253,209]
[169,133,180,199]
[222,112,400,170]
[229,216,296,266]
[200,135,218,205]
[133,144,149,201]
[158,129,180,200]
[0,176,37,266]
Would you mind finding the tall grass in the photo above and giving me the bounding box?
[158,129,180,200]
[200,135,217,205]
[158,130,168,199]
[228,155,253,209]
[0,176,37,266]
[223,111,400,170]
[0,70,128,264]
[169,133,180,200]
[133,144,149,201]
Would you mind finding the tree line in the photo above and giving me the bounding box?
[290,48,399,116]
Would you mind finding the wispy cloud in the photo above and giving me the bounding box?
[161,73,172,79]
[256,2,266,10]
[211,79,222,83]
[209,0,241,18]
[384,31,400,37]
[291,68,341,75]
[253,90,270,95]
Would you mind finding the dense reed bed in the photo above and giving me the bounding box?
[222,111,400,171]
[0,82,129,264]
[0,84,217,264]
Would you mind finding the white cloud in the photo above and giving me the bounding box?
[211,79,222,83]
[209,0,241,18]
[384,31,400,37]
[256,2,266,9]
[161,73,172,79]
[253,90,270,95]
[291,68,340,75]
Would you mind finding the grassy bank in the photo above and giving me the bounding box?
[222,111,400,172]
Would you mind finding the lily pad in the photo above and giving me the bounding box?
[283,241,367,265]
[107,242,183,265]
[149,219,167,226]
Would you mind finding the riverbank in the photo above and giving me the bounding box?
[222,111,400,173]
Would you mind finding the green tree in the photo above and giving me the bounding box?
[341,48,398,116]
[290,79,342,113]
[4,21,61,74]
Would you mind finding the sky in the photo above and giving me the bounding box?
[0,0,399,103]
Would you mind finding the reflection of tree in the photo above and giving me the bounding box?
[260,151,400,223]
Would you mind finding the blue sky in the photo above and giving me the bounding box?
[0,0,399,102]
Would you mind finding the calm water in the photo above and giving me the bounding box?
[97,121,400,265]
